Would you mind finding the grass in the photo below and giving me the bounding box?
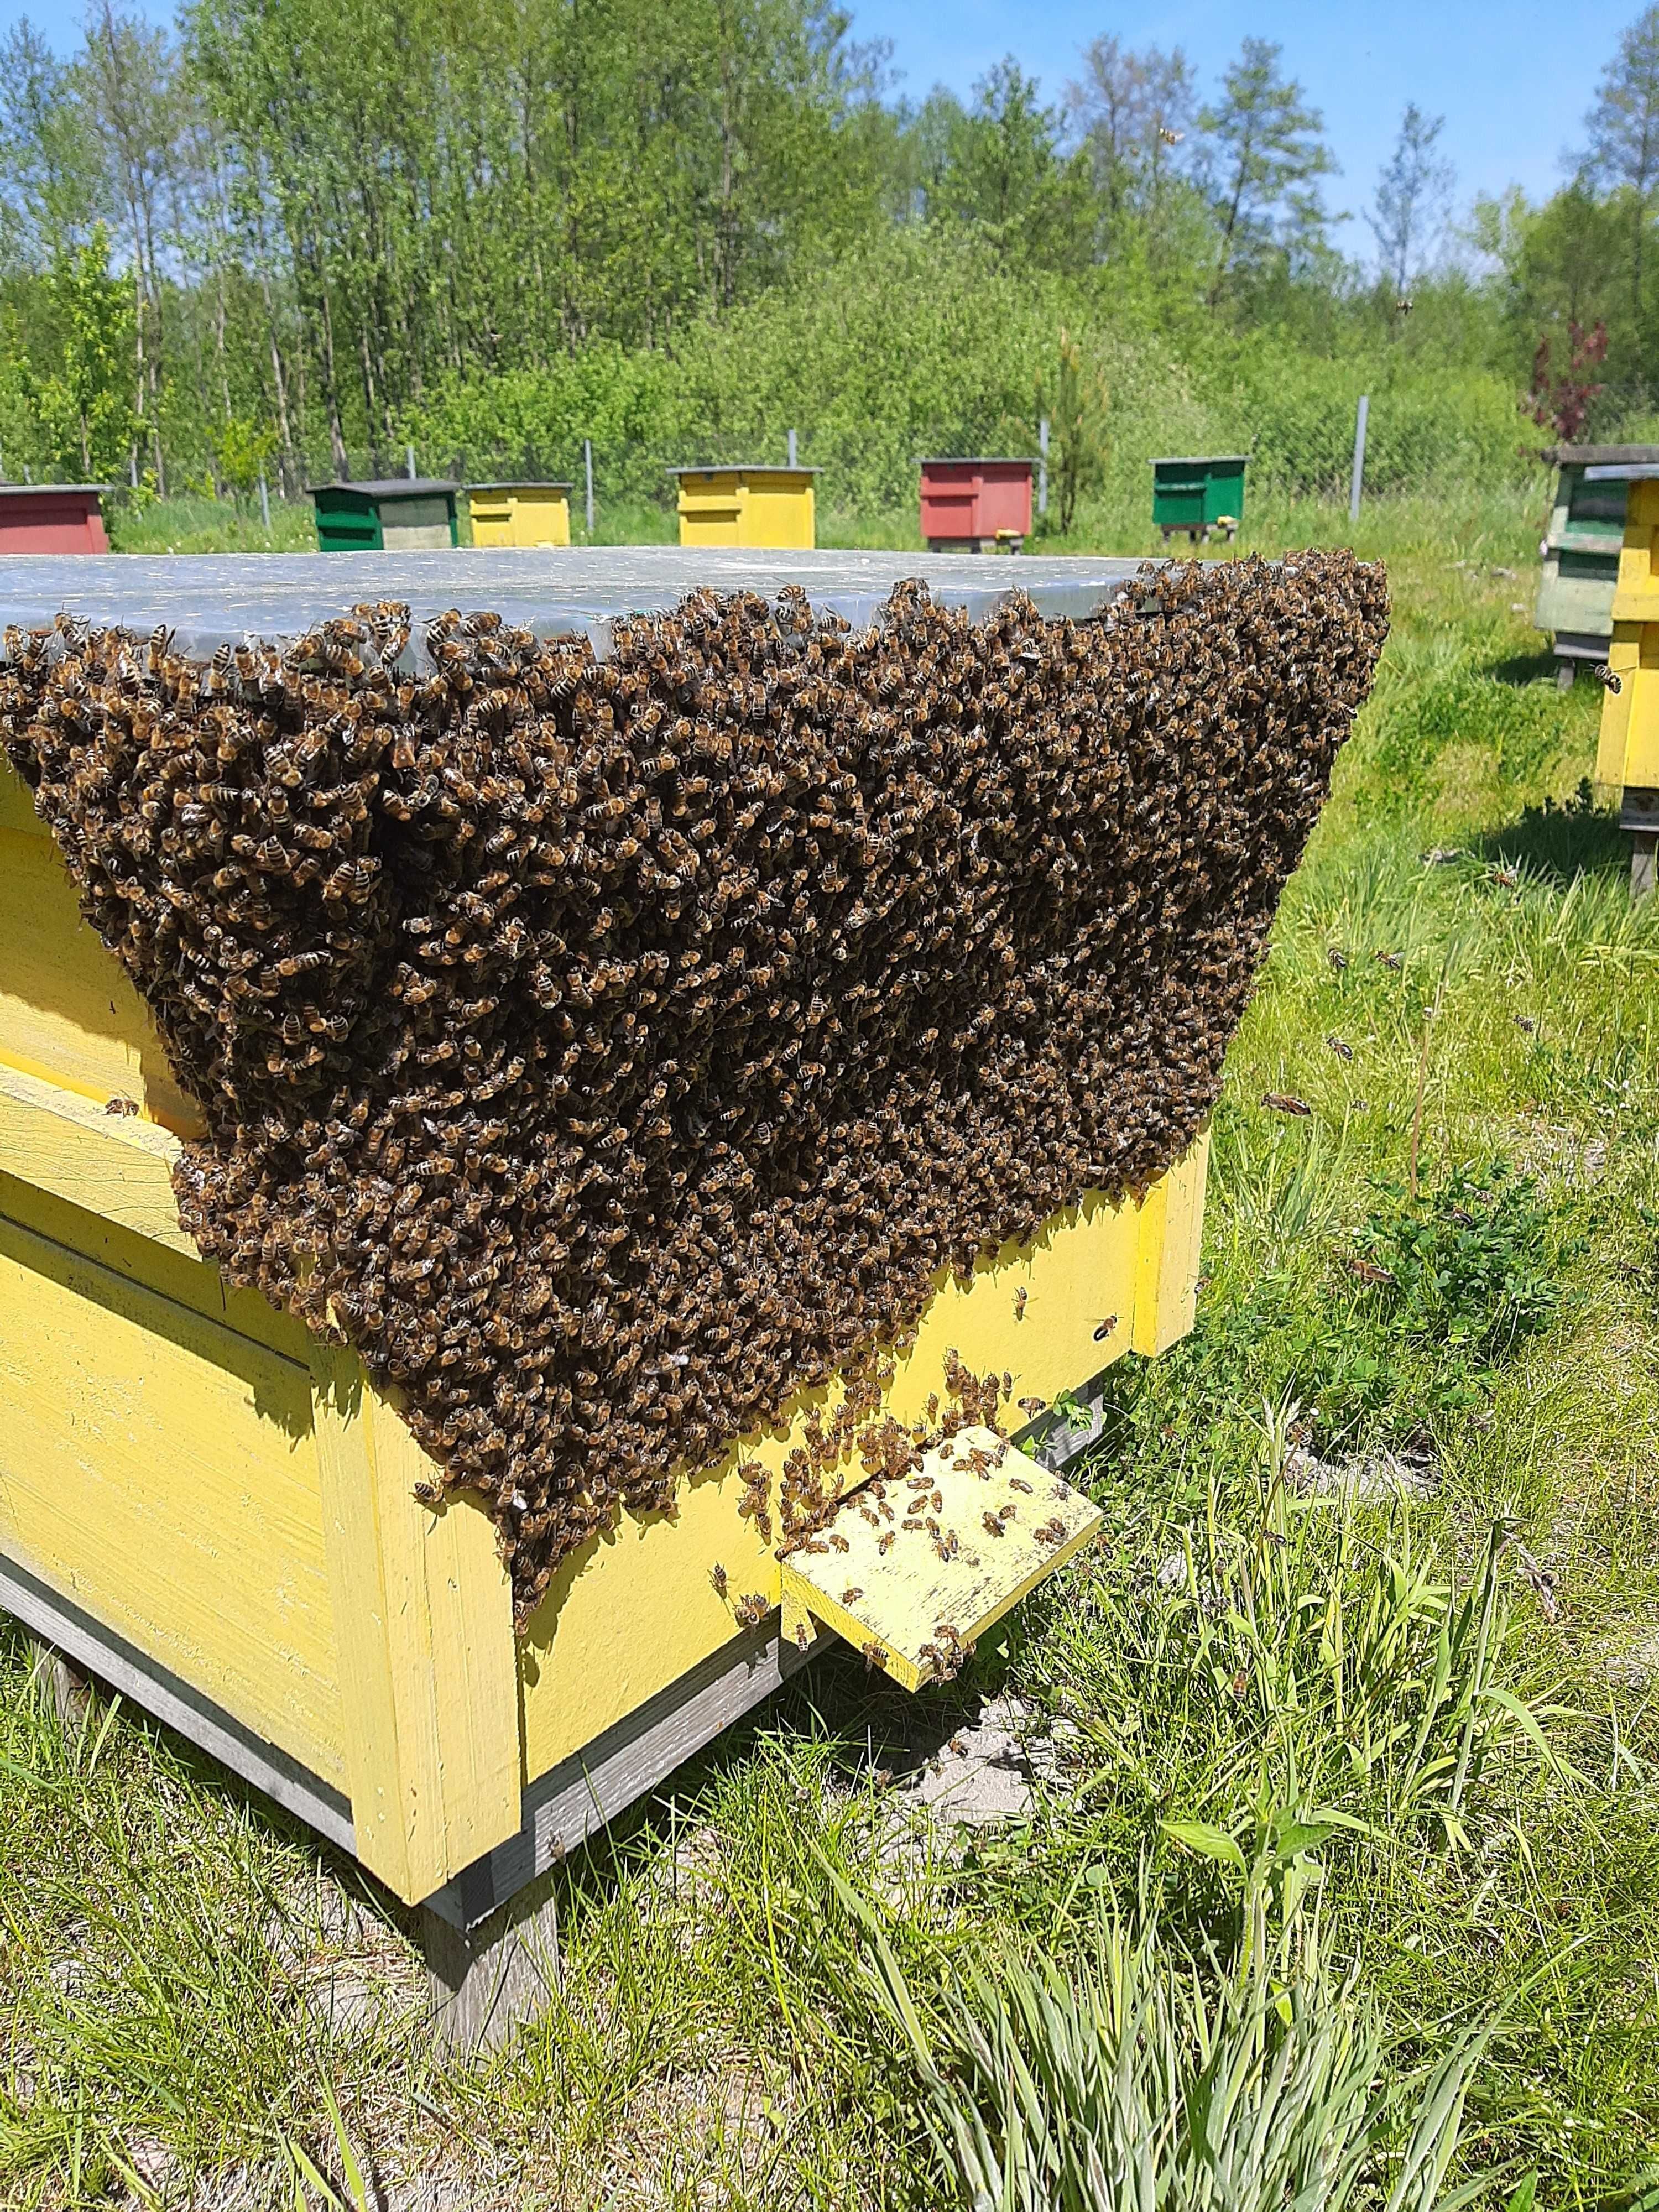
[6,485,1659,2207]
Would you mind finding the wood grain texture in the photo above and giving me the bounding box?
[1131,1129,1209,1355]
[780,1425,1103,1691]
[430,1619,820,1929]
[0,764,202,1133]
[0,1062,196,1255]
[0,1206,345,1784]
[0,1168,316,1364]
[1614,479,1659,627]
[0,1545,355,1848]
[309,1343,520,1903]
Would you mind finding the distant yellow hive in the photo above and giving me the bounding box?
[672,466,817,550]
[466,483,573,549]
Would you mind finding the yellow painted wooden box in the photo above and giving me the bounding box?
[671,467,817,551]
[1593,474,1659,895]
[0,752,1207,1913]
[466,484,574,550]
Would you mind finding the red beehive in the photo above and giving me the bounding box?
[919,458,1034,552]
[0,486,112,555]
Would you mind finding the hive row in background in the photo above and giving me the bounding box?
[0,455,1256,557]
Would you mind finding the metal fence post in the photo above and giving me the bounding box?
[406,444,417,481]
[1038,419,1050,519]
[787,428,798,467]
[584,440,595,538]
[259,472,271,533]
[1348,395,1369,526]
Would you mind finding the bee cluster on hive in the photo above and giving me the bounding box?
[2,555,1386,1625]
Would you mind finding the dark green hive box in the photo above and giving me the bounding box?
[1151,456,1248,544]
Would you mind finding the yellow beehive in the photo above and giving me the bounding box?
[1594,474,1659,895]
[0,751,1207,1912]
[466,483,573,550]
[671,466,817,550]
[1597,477,1659,790]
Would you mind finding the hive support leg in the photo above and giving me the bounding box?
[417,1874,561,2054]
[24,1632,88,1726]
[1556,659,1575,692]
[1633,831,1658,901]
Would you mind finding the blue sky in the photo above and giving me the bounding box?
[1,0,1625,238]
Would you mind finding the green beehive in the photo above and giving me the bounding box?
[1535,445,1658,687]
[310,479,461,555]
[1151,456,1248,545]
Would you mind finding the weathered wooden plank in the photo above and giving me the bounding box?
[0,1205,346,1785]
[1131,1129,1210,1357]
[0,1062,197,1255]
[430,1620,818,1930]
[309,1344,521,1904]
[779,1426,1102,1692]
[0,778,202,1133]
[0,1547,356,1848]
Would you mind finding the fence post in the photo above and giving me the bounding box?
[787,428,798,467]
[1348,395,1369,526]
[259,471,271,533]
[1037,419,1050,519]
[406,444,417,482]
[584,440,594,538]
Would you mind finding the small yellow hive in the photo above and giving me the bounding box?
[0,746,1207,1911]
[672,466,817,550]
[466,483,573,550]
[1594,472,1659,894]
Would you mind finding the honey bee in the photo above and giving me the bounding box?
[709,1562,728,1599]
[1093,1315,1119,1342]
[732,1592,769,1629]
[1013,1286,1027,1320]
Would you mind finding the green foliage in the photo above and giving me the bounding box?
[10,225,137,479]
[1194,38,1337,307]
[851,1900,1486,2211]
[1036,326,1110,532]
[211,413,276,497]
[1353,1164,1575,1362]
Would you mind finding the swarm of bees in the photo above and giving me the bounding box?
[1,555,1386,1626]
